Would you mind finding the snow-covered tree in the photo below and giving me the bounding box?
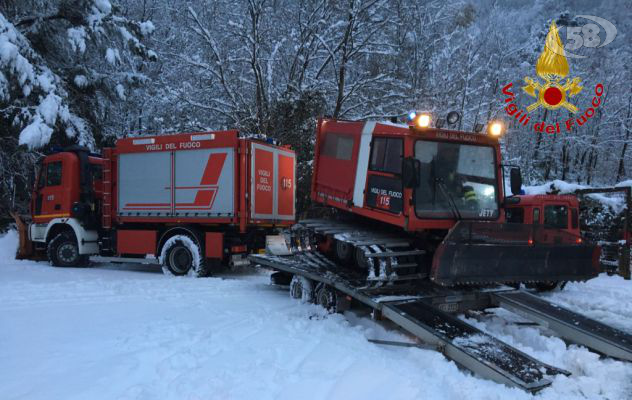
[2,0,632,225]
[0,0,154,215]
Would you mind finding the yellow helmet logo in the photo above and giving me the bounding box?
[522,22,583,113]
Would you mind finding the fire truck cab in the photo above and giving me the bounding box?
[29,148,103,263]
[505,194,582,242]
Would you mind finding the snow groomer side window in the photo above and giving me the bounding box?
[365,137,404,214]
[322,133,354,161]
[369,137,403,174]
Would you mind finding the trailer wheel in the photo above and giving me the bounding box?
[47,232,89,267]
[315,285,337,313]
[160,235,206,277]
[289,275,313,303]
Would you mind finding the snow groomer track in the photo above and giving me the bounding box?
[250,251,632,392]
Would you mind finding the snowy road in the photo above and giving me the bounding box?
[1,231,631,400]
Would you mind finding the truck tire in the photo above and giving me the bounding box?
[160,235,207,277]
[289,275,314,303]
[47,232,89,267]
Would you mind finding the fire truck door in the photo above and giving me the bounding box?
[36,160,66,220]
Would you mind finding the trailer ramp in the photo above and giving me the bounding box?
[251,253,568,392]
[491,290,632,362]
[382,300,567,392]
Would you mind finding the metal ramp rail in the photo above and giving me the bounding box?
[250,252,569,392]
[381,300,568,391]
[491,290,632,362]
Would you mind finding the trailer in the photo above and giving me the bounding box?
[250,222,632,392]
[15,131,296,275]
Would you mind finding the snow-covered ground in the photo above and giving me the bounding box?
[1,230,631,400]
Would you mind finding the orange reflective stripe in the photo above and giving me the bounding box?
[33,213,70,219]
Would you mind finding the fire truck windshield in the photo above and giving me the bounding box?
[414,140,499,219]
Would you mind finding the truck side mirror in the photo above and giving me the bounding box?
[403,157,420,188]
[510,167,523,195]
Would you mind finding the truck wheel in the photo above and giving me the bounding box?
[47,232,89,267]
[289,275,313,303]
[160,235,206,277]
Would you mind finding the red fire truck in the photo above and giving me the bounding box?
[504,194,582,240]
[16,131,296,276]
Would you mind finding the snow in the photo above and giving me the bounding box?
[115,83,126,100]
[18,115,53,148]
[88,0,112,27]
[139,21,156,36]
[524,180,587,195]
[0,70,7,100]
[615,180,632,189]
[147,49,158,61]
[524,180,627,213]
[1,13,93,149]
[0,23,36,94]
[105,48,120,65]
[377,120,409,128]
[94,0,112,14]
[67,27,87,54]
[74,75,88,88]
[38,93,62,125]
[1,230,632,399]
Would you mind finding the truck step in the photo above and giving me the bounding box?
[90,256,160,265]
[491,290,632,362]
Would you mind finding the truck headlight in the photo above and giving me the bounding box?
[488,121,504,137]
[416,114,431,128]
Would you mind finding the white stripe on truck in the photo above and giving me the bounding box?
[352,121,376,207]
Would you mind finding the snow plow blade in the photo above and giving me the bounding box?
[10,211,36,260]
[430,221,600,286]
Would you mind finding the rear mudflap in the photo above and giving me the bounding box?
[430,221,600,286]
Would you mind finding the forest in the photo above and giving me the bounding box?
[1,0,631,221]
